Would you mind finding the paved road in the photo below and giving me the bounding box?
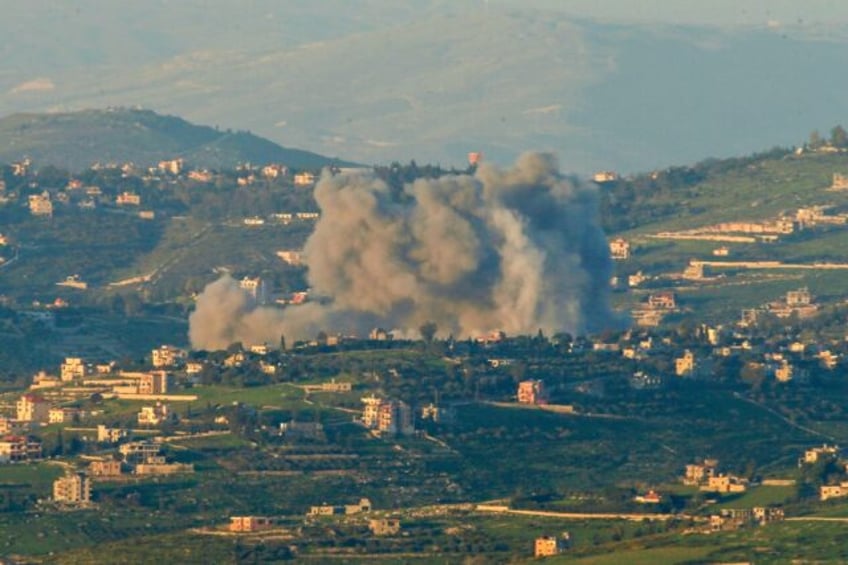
[474,504,696,522]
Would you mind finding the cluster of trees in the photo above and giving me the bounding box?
[808,125,848,149]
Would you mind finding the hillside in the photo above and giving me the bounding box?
[0,108,355,171]
[595,144,848,323]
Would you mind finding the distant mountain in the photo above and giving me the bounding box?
[0,108,355,171]
[3,3,848,173]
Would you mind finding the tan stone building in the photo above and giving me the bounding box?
[517,379,547,405]
[369,518,401,536]
[229,516,273,532]
[0,436,41,463]
[89,459,122,477]
[53,473,91,504]
[16,394,49,423]
[534,533,570,557]
[60,357,86,381]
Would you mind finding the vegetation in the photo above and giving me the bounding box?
[0,108,355,171]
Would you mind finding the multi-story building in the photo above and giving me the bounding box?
[151,345,186,368]
[60,357,86,381]
[138,372,173,395]
[53,473,91,504]
[517,380,547,405]
[239,276,267,304]
[16,394,50,423]
[0,436,42,462]
[361,396,413,435]
[48,407,79,424]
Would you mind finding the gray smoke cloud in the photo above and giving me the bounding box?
[189,152,617,350]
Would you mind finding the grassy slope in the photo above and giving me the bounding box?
[607,151,848,322]
[618,152,848,236]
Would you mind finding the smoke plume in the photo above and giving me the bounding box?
[189,152,617,350]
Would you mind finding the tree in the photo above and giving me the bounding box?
[832,125,848,148]
[809,130,823,149]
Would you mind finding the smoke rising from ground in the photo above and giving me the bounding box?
[189,152,617,350]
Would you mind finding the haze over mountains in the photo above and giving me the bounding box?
[3,1,848,173]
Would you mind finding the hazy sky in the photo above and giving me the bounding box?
[540,0,848,28]
[2,1,848,172]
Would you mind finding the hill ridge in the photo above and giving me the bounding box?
[0,107,356,172]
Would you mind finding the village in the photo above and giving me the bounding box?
[2,140,848,560]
